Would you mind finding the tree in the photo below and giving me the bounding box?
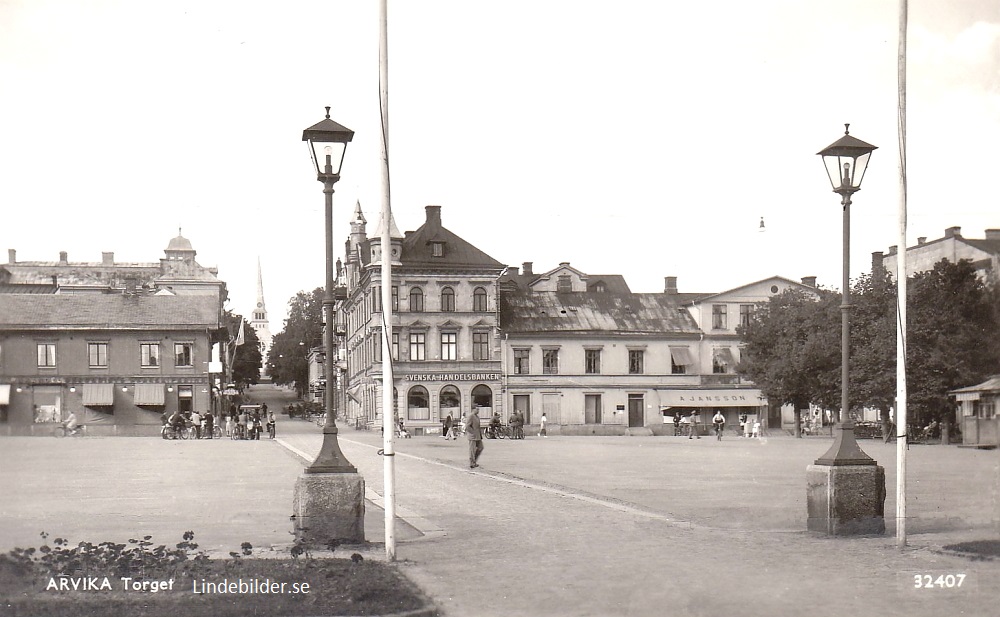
[223,310,262,389]
[905,259,1000,428]
[267,288,324,397]
[849,270,897,433]
[737,287,841,434]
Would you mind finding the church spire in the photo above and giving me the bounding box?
[256,256,266,312]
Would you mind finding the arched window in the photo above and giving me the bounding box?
[409,287,424,312]
[440,287,455,312]
[473,287,488,312]
[440,386,461,418]
[407,386,429,420]
[471,384,493,415]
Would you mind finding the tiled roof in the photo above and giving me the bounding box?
[0,294,220,329]
[950,375,1000,394]
[961,238,1000,256]
[500,291,700,335]
[400,220,505,271]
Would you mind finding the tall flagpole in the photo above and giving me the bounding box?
[896,0,909,549]
[378,0,397,562]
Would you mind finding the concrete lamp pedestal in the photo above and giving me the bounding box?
[292,426,366,544]
[806,422,886,535]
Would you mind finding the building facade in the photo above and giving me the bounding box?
[340,205,506,434]
[879,226,1000,281]
[0,233,226,435]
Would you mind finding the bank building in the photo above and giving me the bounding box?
[340,204,506,433]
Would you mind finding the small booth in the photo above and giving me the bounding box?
[950,375,1000,448]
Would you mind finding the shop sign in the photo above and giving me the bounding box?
[405,373,501,382]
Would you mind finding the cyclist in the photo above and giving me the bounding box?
[488,412,501,439]
[63,410,79,436]
[712,410,726,441]
[168,410,185,438]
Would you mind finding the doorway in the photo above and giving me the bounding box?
[627,394,644,428]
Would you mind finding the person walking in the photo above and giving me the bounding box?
[204,411,214,440]
[673,411,681,436]
[465,410,483,468]
[442,414,453,439]
[538,412,548,438]
[688,411,701,439]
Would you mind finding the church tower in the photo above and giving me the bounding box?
[250,257,273,378]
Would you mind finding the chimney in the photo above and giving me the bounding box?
[985,229,1000,241]
[508,266,519,276]
[102,252,114,266]
[59,251,68,265]
[917,237,926,245]
[888,245,897,255]
[801,276,817,287]
[664,276,678,294]
[559,261,570,267]
[425,205,442,227]
[522,262,533,276]
[872,251,885,278]
[944,226,961,238]
[7,249,14,264]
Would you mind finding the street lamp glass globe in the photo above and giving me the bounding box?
[817,124,878,193]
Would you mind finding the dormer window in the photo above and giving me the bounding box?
[430,241,445,257]
[557,274,572,293]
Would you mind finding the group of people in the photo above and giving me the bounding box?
[163,409,215,439]
[224,404,275,440]
[670,410,762,440]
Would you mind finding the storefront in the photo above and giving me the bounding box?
[399,372,502,435]
[657,388,766,429]
[950,376,1000,447]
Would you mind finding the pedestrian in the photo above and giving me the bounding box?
[204,411,214,439]
[442,414,453,439]
[673,411,681,436]
[680,413,690,437]
[225,413,234,438]
[464,410,483,468]
[459,411,467,437]
[688,411,701,439]
[752,418,762,439]
[739,413,747,437]
[251,411,262,440]
[539,412,548,438]
[712,410,725,440]
[237,408,248,439]
[191,410,202,439]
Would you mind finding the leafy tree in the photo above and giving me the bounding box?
[736,287,841,434]
[267,288,324,396]
[905,259,1000,428]
[223,311,261,389]
[849,270,897,433]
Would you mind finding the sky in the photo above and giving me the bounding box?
[2,0,998,329]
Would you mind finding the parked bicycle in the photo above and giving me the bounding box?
[484,423,510,439]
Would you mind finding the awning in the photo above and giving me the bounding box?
[954,392,981,402]
[134,383,166,406]
[347,384,363,403]
[669,346,694,365]
[0,384,9,405]
[82,383,114,406]
[713,347,736,364]
[659,388,764,407]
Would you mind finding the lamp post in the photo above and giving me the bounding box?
[806,124,885,536]
[302,107,355,474]
[814,124,877,466]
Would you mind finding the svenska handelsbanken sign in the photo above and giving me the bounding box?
[661,389,764,407]
[405,373,501,382]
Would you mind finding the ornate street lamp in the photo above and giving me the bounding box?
[302,107,356,474]
[814,123,877,466]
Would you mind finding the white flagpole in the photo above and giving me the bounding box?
[896,0,909,549]
[378,0,397,563]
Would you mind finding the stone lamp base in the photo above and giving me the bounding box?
[293,473,366,544]
[806,464,886,535]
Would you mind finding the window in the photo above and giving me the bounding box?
[392,332,399,361]
[409,332,425,361]
[141,343,160,367]
[440,386,461,410]
[739,304,754,328]
[513,348,530,374]
[441,332,457,360]
[473,331,490,361]
[473,287,488,312]
[669,347,692,375]
[542,349,559,374]
[88,342,109,368]
[440,287,455,312]
[37,343,56,368]
[585,349,601,374]
[372,287,382,312]
[373,332,382,362]
[392,286,399,311]
[557,274,572,293]
[628,349,644,374]
[174,343,194,367]
[712,304,728,330]
[671,357,687,374]
[409,287,424,312]
[431,241,445,257]
[407,386,430,420]
[713,348,734,374]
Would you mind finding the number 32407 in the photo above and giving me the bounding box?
[914,574,965,589]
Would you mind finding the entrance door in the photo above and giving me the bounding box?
[585,394,602,424]
[627,394,644,428]
[513,394,531,424]
[542,394,560,426]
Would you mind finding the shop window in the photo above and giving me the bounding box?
[472,385,493,412]
[407,386,430,420]
[178,385,193,413]
[440,386,461,413]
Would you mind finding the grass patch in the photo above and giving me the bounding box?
[0,532,433,616]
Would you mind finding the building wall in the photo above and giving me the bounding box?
[1,328,213,435]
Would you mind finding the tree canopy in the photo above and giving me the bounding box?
[223,310,261,389]
[267,288,324,396]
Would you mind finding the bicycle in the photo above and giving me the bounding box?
[714,423,725,441]
[484,423,509,439]
[54,424,85,438]
[267,422,276,439]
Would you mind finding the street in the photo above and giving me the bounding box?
[2,383,998,617]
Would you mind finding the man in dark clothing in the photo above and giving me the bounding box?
[464,411,483,468]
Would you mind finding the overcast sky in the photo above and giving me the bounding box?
[2,0,998,328]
